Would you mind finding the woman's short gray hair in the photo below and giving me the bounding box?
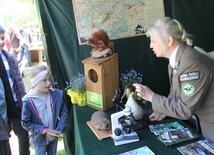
[146,17,192,46]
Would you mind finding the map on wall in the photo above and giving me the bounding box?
[72,0,165,45]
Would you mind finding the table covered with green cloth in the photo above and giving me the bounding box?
[73,105,203,155]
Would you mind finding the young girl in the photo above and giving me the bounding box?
[21,64,68,155]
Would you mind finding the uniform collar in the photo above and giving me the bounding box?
[170,43,187,75]
[169,44,180,68]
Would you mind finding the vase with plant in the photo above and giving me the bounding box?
[120,68,143,100]
[65,73,87,106]
[120,68,144,120]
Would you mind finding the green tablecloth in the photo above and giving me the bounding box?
[73,105,203,155]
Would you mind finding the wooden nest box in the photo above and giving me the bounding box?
[82,53,119,111]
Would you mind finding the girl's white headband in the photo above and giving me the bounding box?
[30,70,50,87]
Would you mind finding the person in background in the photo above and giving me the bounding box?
[21,64,68,155]
[0,79,11,155]
[4,29,11,51]
[8,25,22,60]
[0,26,11,155]
[19,25,33,67]
[0,25,30,155]
[133,17,214,142]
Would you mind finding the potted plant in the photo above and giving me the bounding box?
[65,73,87,106]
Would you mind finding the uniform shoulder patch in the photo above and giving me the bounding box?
[182,83,195,96]
[180,71,200,82]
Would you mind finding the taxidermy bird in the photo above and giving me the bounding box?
[121,85,140,101]
[124,86,144,120]
[112,87,123,104]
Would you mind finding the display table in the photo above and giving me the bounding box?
[29,46,44,64]
[72,105,204,155]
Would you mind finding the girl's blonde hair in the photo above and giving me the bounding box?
[146,17,193,47]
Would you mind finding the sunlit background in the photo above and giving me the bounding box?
[0,0,38,28]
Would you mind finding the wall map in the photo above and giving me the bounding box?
[72,0,165,44]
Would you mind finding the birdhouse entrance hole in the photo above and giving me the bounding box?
[88,69,98,83]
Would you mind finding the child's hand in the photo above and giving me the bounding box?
[46,129,63,137]
[43,128,49,134]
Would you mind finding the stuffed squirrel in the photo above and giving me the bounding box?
[87,29,112,59]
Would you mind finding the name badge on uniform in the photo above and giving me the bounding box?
[180,71,200,82]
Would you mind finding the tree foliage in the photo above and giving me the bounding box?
[0,0,37,28]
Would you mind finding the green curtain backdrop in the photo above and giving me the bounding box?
[172,0,214,51]
[36,0,171,95]
[35,0,214,154]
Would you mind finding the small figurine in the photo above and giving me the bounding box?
[87,29,112,59]
[135,24,143,34]
[91,111,111,131]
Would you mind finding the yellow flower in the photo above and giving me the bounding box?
[65,73,87,105]
[67,89,73,97]
[67,89,78,104]
[77,92,87,106]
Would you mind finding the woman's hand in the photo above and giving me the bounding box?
[133,83,155,102]
[149,112,166,121]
